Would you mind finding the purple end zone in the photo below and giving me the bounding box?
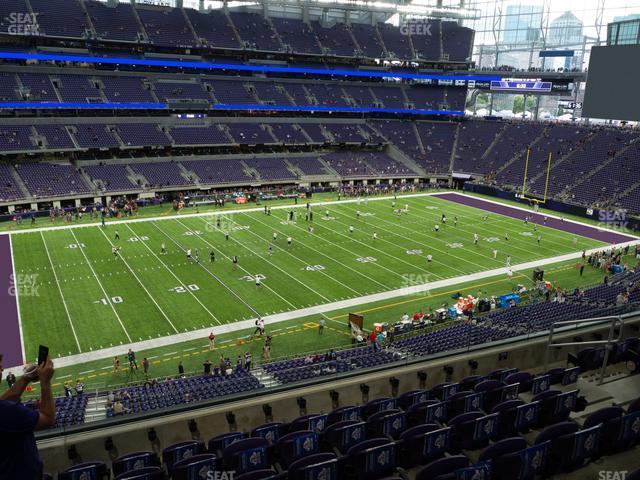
[0,235,23,367]
[434,192,637,245]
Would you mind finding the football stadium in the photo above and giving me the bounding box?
[0,0,640,478]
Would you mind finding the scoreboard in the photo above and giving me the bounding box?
[489,81,552,93]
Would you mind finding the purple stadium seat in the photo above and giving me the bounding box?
[112,451,159,477]
[114,466,164,480]
[208,432,247,455]
[414,455,469,480]
[171,453,216,480]
[327,406,361,425]
[162,440,205,475]
[397,390,430,411]
[321,420,366,453]
[251,422,286,445]
[275,430,319,468]
[58,462,109,480]
[344,438,397,480]
[397,424,449,467]
[366,409,406,439]
[361,397,397,420]
[583,406,625,454]
[288,414,328,433]
[222,438,270,474]
[287,453,338,480]
[235,470,282,480]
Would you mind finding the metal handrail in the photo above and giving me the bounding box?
[543,313,628,385]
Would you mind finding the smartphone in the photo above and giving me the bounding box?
[37,345,49,366]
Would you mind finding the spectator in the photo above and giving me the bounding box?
[63,382,72,397]
[127,349,138,370]
[142,357,150,376]
[75,379,85,395]
[0,355,56,479]
[5,371,16,389]
[244,352,252,371]
[203,359,212,375]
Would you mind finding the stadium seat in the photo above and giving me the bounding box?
[162,441,205,475]
[112,451,160,477]
[208,432,247,455]
[222,438,270,474]
[275,430,319,468]
[287,452,338,480]
[397,424,449,467]
[327,406,361,425]
[343,438,397,480]
[414,455,469,480]
[58,462,109,480]
[115,466,164,480]
[366,409,405,439]
[321,420,366,453]
[171,453,216,480]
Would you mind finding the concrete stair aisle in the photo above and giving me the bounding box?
[9,165,32,199]
[252,367,280,388]
[84,395,109,423]
[493,126,549,179]
[448,123,461,174]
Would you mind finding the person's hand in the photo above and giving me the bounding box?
[36,358,55,385]
[23,363,38,382]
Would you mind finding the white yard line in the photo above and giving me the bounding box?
[9,235,27,363]
[3,191,635,241]
[9,238,639,372]
[174,217,301,309]
[39,232,82,353]
[244,212,391,292]
[150,221,261,318]
[208,215,361,297]
[341,198,563,262]
[97,227,179,335]
[123,223,222,325]
[69,229,132,343]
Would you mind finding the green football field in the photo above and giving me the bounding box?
[11,193,605,367]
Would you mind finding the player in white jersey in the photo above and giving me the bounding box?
[273,232,277,242]
[186,249,192,261]
[287,236,292,249]
[492,248,498,259]
[473,233,479,245]
[373,232,378,241]
[504,233,510,241]
[160,243,166,254]
[349,225,354,235]
[507,268,513,281]
[434,224,440,233]
[426,254,433,263]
